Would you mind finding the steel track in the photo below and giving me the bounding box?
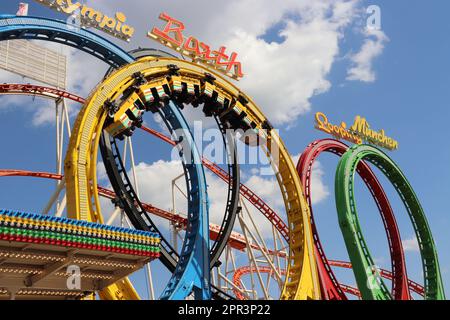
[298,139,410,300]
[0,15,214,300]
[335,144,445,300]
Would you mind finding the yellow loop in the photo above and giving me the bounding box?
[65,56,320,300]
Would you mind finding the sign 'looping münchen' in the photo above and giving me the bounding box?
[315,112,399,151]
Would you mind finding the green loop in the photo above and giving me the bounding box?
[335,144,445,300]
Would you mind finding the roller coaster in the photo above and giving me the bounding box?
[0,13,445,300]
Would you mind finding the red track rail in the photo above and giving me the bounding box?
[232,265,363,300]
[232,262,424,300]
[232,266,286,300]
[0,84,423,300]
[328,260,424,297]
[298,139,410,300]
[140,126,290,241]
[0,83,85,104]
[0,169,249,250]
[338,284,361,299]
[0,84,291,243]
[1,169,425,298]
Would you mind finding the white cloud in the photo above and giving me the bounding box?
[30,100,56,126]
[115,151,330,239]
[402,236,420,253]
[291,153,330,205]
[3,1,387,129]
[309,161,330,205]
[88,0,361,126]
[346,29,388,82]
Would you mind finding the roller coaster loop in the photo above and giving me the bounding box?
[0,15,211,300]
[335,144,445,300]
[298,139,410,300]
[100,48,241,277]
[0,82,433,300]
[64,54,321,299]
[0,169,426,300]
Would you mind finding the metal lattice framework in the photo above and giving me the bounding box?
[0,81,439,301]
[0,14,213,301]
[0,14,445,301]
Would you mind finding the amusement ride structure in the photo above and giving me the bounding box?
[0,10,445,300]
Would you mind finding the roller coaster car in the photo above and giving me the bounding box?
[105,92,144,139]
[200,81,233,117]
[137,77,171,113]
[219,99,251,131]
[219,98,267,146]
[168,75,201,108]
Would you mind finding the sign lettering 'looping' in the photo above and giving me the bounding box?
[315,112,398,151]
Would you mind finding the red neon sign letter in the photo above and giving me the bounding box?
[149,13,244,79]
[150,12,185,47]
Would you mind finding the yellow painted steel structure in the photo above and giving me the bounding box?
[64,56,320,300]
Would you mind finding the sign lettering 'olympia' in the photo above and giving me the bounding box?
[315,112,399,151]
[34,0,134,41]
[33,2,244,80]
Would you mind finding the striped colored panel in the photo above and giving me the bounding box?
[0,210,161,258]
[233,105,242,114]
[187,83,195,95]
[130,105,144,118]
[203,83,214,98]
[156,86,168,99]
[0,209,155,243]
[217,94,225,105]
[172,80,183,93]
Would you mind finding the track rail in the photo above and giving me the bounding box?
[0,83,85,103]
[232,263,425,300]
[0,16,212,300]
[335,144,445,300]
[0,82,288,254]
[298,139,410,300]
[74,56,320,299]
[0,169,426,299]
[0,82,241,273]
[0,15,130,67]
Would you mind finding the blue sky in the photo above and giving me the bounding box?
[0,0,449,299]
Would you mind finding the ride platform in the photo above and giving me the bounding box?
[0,209,160,300]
